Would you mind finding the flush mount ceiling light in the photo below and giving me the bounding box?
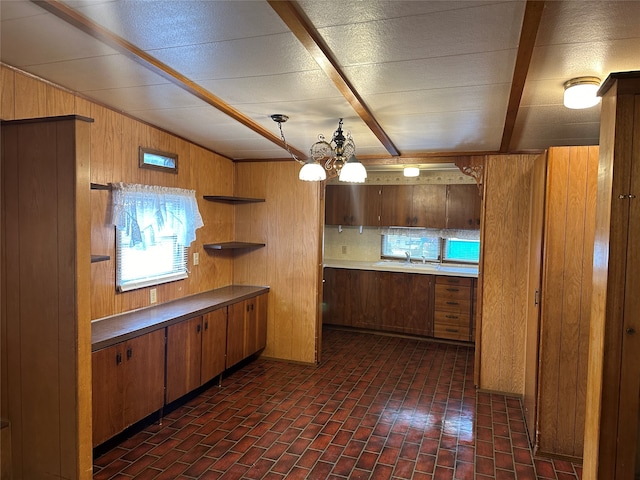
[270,115,366,183]
[403,166,420,177]
[563,76,601,109]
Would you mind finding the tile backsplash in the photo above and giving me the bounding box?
[324,226,382,261]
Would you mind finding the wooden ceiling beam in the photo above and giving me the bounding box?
[32,0,308,160]
[500,1,546,153]
[268,0,401,157]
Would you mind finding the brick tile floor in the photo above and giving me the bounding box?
[93,328,583,479]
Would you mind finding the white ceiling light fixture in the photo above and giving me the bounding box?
[563,76,601,109]
[403,166,420,177]
[271,115,366,183]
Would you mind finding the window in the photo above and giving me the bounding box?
[443,238,480,264]
[111,183,203,292]
[381,233,440,262]
[381,228,480,265]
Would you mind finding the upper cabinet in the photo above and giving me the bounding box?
[326,182,481,230]
[325,185,381,226]
[446,184,481,229]
[380,184,450,229]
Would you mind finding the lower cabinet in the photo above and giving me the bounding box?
[92,329,165,447]
[227,294,268,369]
[92,292,267,447]
[322,268,435,337]
[433,276,473,341]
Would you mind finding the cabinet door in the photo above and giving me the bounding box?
[322,268,351,326]
[381,185,413,226]
[446,184,481,229]
[325,185,352,225]
[404,274,434,336]
[412,185,446,228]
[377,272,407,333]
[166,316,202,404]
[226,302,246,368]
[201,308,227,384]
[122,329,165,428]
[92,343,124,447]
[351,185,381,226]
[350,269,379,330]
[255,293,268,352]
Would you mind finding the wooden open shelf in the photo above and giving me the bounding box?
[203,242,265,250]
[203,195,264,204]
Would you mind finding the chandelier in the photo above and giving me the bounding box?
[271,115,367,183]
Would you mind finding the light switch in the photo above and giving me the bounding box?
[150,288,157,304]
[193,252,199,265]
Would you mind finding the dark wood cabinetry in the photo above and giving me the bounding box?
[325,185,381,226]
[323,268,435,337]
[380,184,447,228]
[92,329,165,447]
[446,184,481,229]
[433,276,473,341]
[201,309,228,383]
[227,294,268,368]
[166,316,205,404]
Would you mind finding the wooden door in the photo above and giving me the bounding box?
[404,274,434,336]
[255,293,268,352]
[350,269,380,330]
[412,185,446,228]
[351,185,381,226]
[446,184,481,229]
[201,308,227,384]
[322,268,351,326]
[377,271,406,333]
[244,297,258,357]
[226,301,246,368]
[166,316,202,404]
[122,329,165,429]
[381,185,413,226]
[325,185,351,225]
[522,152,547,447]
[92,343,124,447]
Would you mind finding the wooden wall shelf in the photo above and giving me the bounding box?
[204,242,265,250]
[91,255,110,263]
[90,183,111,190]
[203,195,264,204]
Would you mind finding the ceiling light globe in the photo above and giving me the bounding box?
[403,167,420,177]
[299,161,327,181]
[339,156,367,183]
[563,77,601,109]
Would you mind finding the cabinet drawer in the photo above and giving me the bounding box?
[436,276,472,287]
[435,283,471,300]
[435,297,470,315]
[434,310,469,328]
[434,323,470,341]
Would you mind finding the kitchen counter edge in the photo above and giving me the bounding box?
[323,260,478,278]
[91,285,270,351]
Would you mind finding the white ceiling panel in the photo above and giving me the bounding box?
[2,0,640,162]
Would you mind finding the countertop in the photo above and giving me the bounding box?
[91,285,270,351]
[323,260,479,278]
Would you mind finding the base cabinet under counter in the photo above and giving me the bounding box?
[91,286,269,448]
[322,267,476,342]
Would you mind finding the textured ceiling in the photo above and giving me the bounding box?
[2,0,640,168]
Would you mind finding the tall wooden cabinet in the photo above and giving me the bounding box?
[583,72,640,480]
[325,185,381,226]
[1,116,93,479]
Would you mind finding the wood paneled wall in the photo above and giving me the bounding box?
[233,162,323,364]
[0,64,235,321]
[480,154,542,395]
[537,146,598,459]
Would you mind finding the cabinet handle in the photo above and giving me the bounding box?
[126,347,132,360]
[445,328,459,333]
[204,320,209,331]
[446,315,458,319]
[626,327,636,336]
[116,353,122,365]
[447,279,460,284]
[196,324,201,333]
[446,288,459,292]
[446,301,459,306]
[251,304,255,311]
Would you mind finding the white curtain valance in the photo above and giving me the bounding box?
[379,227,480,241]
[110,183,203,247]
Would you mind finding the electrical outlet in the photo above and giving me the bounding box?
[193,252,199,265]
[341,245,347,254]
[150,288,157,304]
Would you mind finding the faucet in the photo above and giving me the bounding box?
[405,251,411,263]
[422,255,427,264]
